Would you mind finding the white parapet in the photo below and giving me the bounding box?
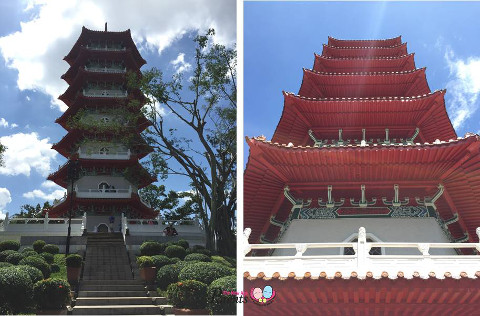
[74,185,132,199]
[0,212,85,236]
[78,148,131,160]
[243,227,480,280]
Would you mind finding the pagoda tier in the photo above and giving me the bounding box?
[62,47,143,84]
[48,194,156,218]
[48,159,155,189]
[328,36,402,47]
[52,130,152,159]
[298,68,430,98]
[313,53,415,73]
[245,135,480,244]
[272,90,456,145]
[64,27,146,66]
[322,43,407,58]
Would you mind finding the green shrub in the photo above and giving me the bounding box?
[6,252,24,265]
[0,266,34,313]
[22,247,34,253]
[185,253,212,262]
[0,240,20,252]
[175,260,200,270]
[51,264,60,273]
[175,239,189,249]
[40,252,55,264]
[223,256,236,266]
[156,264,182,290]
[136,256,154,268]
[207,275,236,315]
[179,262,234,285]
[151,255,174,269]
[0,262,13,269]
[165,245,187,260]
[34,278,71,310]
[192,248,212,256]
[211,255,232,267]
[23,250,39,258]
[42,244,59,255]
[17,265,44,283]
[33,240,46,253]
[65,254,82,268]
[167,280,207,309]
[139,241,165,256]
[0,250,17,262]
[18,256,51,278]
[169,257,181,264]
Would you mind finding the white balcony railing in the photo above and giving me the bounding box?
[78,148,131,160]
[0,212,86,236]
[84,66,126,74]
[243,227,480,279]
[74,185,132,199]
[83,89,127,98]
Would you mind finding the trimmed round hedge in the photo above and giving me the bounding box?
[136,256,154,268]
[0,250,17,262]
[175,239,189,250]
[33,240,46,253]
[156,264,182,290]
[65,254,82,268]
[40,252,54,264]
[42,244,59,255]
[192,248,212,256]
[167,280,207,309]
[6,252,24,265]
[18,256,51,279]
[184,253,212,262]
[0,240,20,252]
[211,255,232,267]
[34,278,71,310]
[21,247,34,253]
[0,266,34,313]
[17,265,44,284]
[178,262,234,285]
[0,262,13,269]
[165,245,187,260]
[151,255,174,269]
[139,241,165,256]
[207,275,236,315]
[51,264,60,273]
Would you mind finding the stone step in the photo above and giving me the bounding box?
[72,305,173,315]
[81,280,143,285]
[75,297,167,306]
[78,290,147,297]
[82,277,135,281]
[81,284,146,291]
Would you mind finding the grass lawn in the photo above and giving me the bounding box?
[50,254,67,280]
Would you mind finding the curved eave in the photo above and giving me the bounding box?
[328,35,402,48]
[64,27,146,67]
[272,90,456,145]
[244,135,480,243]
[298,67,430,98]
[322,43,408,58]
[313,53,416,73]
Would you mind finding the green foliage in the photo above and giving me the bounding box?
[0,266,34,313]
[42,244,59,255]
[184,253,211,262]
[151,255,174,269]
[156,264,182,290]
[33,278,71,310]
[137,256,154,268]
[50,254,67,280]
[65,254,82,268]
[5,252,24,265]
[51,264,60,273]
[178,262,234,285]
[22,250,39,258]
[17,265,44,284]
[211,255,232,267]
[40,252,54,264]
[207,275,236,315]
[138,184,179,212]
[0,240,20,252]
[33,240,46,253]
[140,241,165,256]
[22,247,34,253]
[175,239,189,249]
[0,262,13,268]
[167,280,207,309]
[169,257,181,264]
[165,245,187,260]
[192,248,212,256]
[0,250,17,262]
[18,256,51,279]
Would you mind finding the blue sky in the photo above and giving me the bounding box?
[244,1,480,167]
[0,0,235,219]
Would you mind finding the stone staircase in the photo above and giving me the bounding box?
[72,232,173,315]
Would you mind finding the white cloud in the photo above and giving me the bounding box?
[41,180,61,189]
[0,132,57,177]
[0,188,12,219]
[444,47,480,129]
[171,53,192,74]
[0,118,18,129]
[23,188,66,201]
[0,0,236,112]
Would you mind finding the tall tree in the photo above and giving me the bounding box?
[129,29,236,256]
[139,184,180,215]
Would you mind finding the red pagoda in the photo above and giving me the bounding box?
[47,26,156,224]
[244,36,480,315]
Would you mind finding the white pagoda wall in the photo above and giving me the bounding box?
[74,176,137,192]
[275,218,456,255]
